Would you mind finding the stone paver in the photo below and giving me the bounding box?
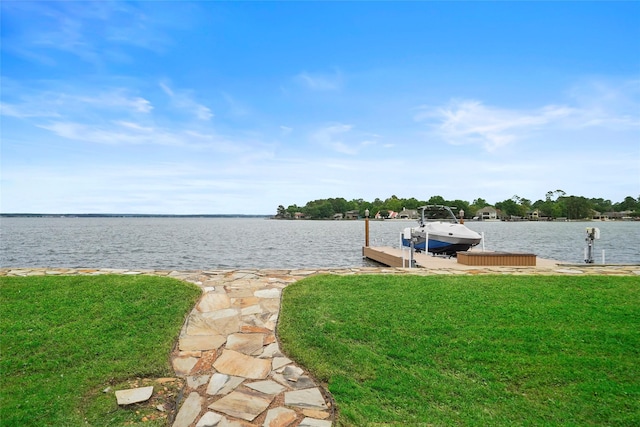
[195,411,223,427]
[115,386,154,405]
[264,407,297,426]
[245,380,286,395]
[3,264,639,426]
[172,392,204,427]
[299,418,332,427]
[284,388,329,410]
[208,390,273,421]
[187,375,210,389]
[213,350,272,379]
[173,356,199,376]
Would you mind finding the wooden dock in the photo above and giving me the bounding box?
[363,246,558,270]
[457,251,536,266]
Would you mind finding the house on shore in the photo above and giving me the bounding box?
[605,210,636,220]
[375,210,398,219]
[527,209,540,221]
[345,210,360,220]
[475,206,500,221]
[398,208,418,219]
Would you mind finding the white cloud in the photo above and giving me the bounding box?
[77,92,154,113]
[0,102,62,119]
[35,120,243,151]
[311,123,357,154]
[417,79,640,152]
[310,124,391,155]
[113,121,154,132]
[1,1,178,66]
[159,81,213,121]
[159,82,174,97]
[2,81,238,151]
[416,99,574,152]
[295,70,342,91]
[222,93,249,117]
[564,78,640,128]
[280,126,293,136]
[194,104,214,121]
[1,89,153,119]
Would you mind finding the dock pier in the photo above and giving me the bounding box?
[363,246,558,270]
[361,213,557,270]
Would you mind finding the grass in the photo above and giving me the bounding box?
[278,274,640,426]
[0,275,201,427]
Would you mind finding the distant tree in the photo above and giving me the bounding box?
[589,198,613,213]
[533,199,555,218]
[276,205,286,219]
[286,204,300,217]
[384,195,403,213]
[403,197,422,210]
[472,198,490,208]
[449,199,471,218]
[347,198,362,212]
[495,199,522,218]
[328,197,349,215]
[302,199,335,219]
[545,191,554,202]
[614,196,639,212]
[428,195,446,205]
[287,191,636,221]
[560,196,592,219]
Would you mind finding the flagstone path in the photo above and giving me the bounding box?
[2,264,639,426]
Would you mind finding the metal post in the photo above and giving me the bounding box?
[425,231,429,255]
[364,209,370,247]
[410,238,414,268]
[585,228,596,263]
[602,249,605,264]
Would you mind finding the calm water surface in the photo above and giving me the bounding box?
[1,217,638,269]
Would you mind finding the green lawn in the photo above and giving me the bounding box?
[0,275,201,427]
[278,275,640,426]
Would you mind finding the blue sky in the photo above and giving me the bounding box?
[1,1,639,214]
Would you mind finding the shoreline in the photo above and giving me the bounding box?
[2,264,639,278]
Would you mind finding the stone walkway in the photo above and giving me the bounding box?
[167,269,334,427]
[2,264,639,427]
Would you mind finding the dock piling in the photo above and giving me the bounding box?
[364,209,370,247]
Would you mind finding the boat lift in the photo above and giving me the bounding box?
[584,227,601,264]
[401,228,419,268]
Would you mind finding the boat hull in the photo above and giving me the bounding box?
[402,222,482,256]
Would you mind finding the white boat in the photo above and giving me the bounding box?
[402,205,482,255]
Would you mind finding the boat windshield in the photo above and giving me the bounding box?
[418,205,459,225]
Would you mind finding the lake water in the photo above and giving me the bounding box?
[1,217,638,269]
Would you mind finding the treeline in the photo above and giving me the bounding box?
[275,191,640,220]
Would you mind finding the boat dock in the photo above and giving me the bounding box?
[363,246,560,270]
[360,211,561,270]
